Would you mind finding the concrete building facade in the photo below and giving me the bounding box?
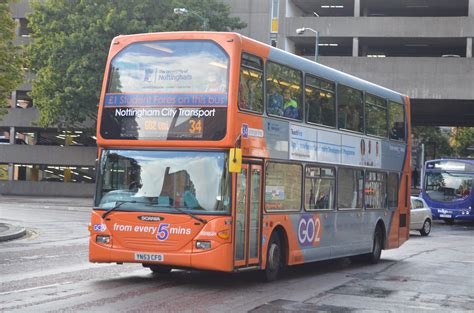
[1,0,96,197]
[2,0,473,196]
[225,0,474,126]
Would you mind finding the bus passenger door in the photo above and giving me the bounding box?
[234,163,262,268]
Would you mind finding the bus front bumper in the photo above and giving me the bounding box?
[89,239,234,272]
[431,208,474,221]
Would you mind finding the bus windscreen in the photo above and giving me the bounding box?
[100,40,229,141]
[96,150,231,214]
[425,171,473,202]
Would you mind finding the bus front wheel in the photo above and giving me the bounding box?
[263,233,282,282]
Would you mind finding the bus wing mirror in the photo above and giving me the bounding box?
[229,148,242,173]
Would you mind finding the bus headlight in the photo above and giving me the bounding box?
[96,235,110,244]
[195,241,211,249]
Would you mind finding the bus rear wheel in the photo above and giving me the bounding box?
[366,226,383,264]
[350,226,383,264]
[263,233,283,282]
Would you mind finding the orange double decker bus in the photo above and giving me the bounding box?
[89,32,411,281]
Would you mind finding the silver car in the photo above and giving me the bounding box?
[410,196,433,236]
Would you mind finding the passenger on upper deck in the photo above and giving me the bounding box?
[267,84,284,116]
[283,89,300,119]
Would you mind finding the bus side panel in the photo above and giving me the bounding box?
[387,96,411,249]
[261,210,394,267]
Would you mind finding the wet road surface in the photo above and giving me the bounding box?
[1,196,473,312]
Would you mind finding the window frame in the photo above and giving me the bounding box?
[238,53,264,115]
[364,171,387,210]
[265,60,303,122]
[388,100,406,142]
[336,166,365,210]
[264,161,303,213]
[304,165,336,211]
[337,84,364,133]
[305,74,336,128]
[387,172,399,209]
[365,93,388,138]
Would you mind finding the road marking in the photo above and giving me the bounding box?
[0,282,71,296]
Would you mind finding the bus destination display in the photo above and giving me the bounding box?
[100,94,227,141]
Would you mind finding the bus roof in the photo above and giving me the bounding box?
[426,158,474,165]
[111,31,406,104]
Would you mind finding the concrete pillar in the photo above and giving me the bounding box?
[14,18,20,37]
[362,6,369,16]
[31,166,39,182]
[467,38,473,58]
[470,0,474,16]
[8,164,14,181]
[354,0,360,17]
[353,37,359,56]
[284,37,296,53]
[7,127,15,181]
[9,126,15,144]
[64,168,72,182]
[11,90,17,109]
[285,0,303,17]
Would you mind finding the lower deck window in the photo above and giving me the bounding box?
[365,171,387,209]
[337,168,364,209]
[387,172,399,208]
[305,166,335,210]
[265,162,302,211]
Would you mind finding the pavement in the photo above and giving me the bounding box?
[0,195,93,242]
[0,222,26,242]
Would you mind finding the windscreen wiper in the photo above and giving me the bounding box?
[147,203,207,224]
[101,200,149,219]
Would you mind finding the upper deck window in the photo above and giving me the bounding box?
[388,101,405,141]
[305,75,336,127]
[338,85,363,133]
[238,53,263,114]
[266,62,303,120]
[108,40,228,94]
[366,94,388,138]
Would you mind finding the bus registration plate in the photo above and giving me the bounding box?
[134,253,164,262]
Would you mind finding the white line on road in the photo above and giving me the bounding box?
[0,282,72,296]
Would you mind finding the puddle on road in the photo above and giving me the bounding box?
[329,284,394,299]
[250,299,355,313]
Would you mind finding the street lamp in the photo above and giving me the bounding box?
[296,27,319,62]
[173,7,208,31]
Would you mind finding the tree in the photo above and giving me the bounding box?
[412,126,453,160]
[0,0,24,118]
[27,0,246,128]
[449,127,474,157]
